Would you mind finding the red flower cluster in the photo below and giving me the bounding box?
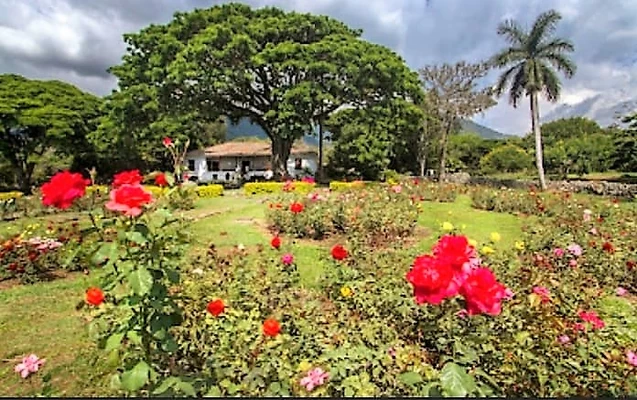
[112,169,143,188]
[331,244,348,261]
[406,235,508,316]
[578,310,605,330]
[602,241,615,253]
[271,236,281,249]
[290,202,304,214]
[163,137,173,147]
[155,173,169,187]
[41,171,90,209]
[106,184,153,217]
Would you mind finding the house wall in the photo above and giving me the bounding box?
[185,152,318,182]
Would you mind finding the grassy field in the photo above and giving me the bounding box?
[0,192,526,396]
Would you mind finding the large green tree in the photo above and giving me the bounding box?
[612,113,637,172]
[107,3,423,178]
[326,99,423,180]
[0,74,102,193]
[491,9,576,190]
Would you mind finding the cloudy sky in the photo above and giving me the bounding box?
[1,0,636,135]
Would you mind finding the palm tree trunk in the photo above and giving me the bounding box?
[530,92,547,190]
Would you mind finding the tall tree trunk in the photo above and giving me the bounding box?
[530,92,548,190]
[271,136,293,180]
[437,117,453,182]
[317,120,324,182]
[16,161,33,195]
[419,116,428,177]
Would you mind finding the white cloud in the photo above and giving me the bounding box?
[0,0,635,133]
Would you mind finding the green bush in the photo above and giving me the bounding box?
[328,181,366,191]
[244,182,316,195]
[195,184,224,198]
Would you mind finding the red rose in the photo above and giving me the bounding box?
[41,171,90,209]
[602,242,615,253]
[163,137,173,147]
[271,236,281,249]
[105,184,153,217]
[331,244,348,261]
[263,318,281,337]
[86,287,105,306]
[112,170,143,188]
[206,299,225,316]
[627,260,636,270]
[155,173,169,187]
[459,267,507,316]
[290,202,304,213]
[406,255,457,305]
[433,235,476,271]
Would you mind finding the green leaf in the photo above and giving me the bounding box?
[91,242,118,266]
[126,231,148,245]
[439,362,477,397]
[177,381,197,397]
[267,382,282,395]
[205,386,222,397]
[120,361,150,392]
[126,331,142,346]
[153,377,180,395]
[105,332,124,351]
[128,267,154,296]
[399,371,423,386]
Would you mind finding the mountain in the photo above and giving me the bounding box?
[227,117,510,143]
[459,119,512,140]
[542,90,637,127]
[225,118,321,146]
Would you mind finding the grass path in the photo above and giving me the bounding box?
[0,193,526,395]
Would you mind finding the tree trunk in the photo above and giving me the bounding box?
[437,118,453,182]
[419,117,427,177]
[15,160,33,195]
[530,92,548,190]
[271,136,293,180]
[317,120,324,182]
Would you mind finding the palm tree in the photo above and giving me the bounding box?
[490,10,576,190]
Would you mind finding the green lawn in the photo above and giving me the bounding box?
[0,192,526,395]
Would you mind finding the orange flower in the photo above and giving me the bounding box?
[85,287,105,306]
[262,318,281,337]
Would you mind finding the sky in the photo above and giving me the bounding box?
[1,0,636,135]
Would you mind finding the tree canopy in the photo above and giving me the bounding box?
[0,74,102,192]
[106,2,423,177]
[419,61,495,179]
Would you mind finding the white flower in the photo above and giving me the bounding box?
[192,268,204,275]
[237,243,246,251]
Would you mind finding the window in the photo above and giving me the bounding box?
[294,158,303,170]
[187,159,195,171]
[206,159,220,171]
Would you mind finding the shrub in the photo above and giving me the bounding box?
[244,181,316,195]
[0,191,24,201]
[195,184,224,198]
[143,185,168,199]
[329,181,366,191]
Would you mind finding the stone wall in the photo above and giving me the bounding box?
[461,175,637,198]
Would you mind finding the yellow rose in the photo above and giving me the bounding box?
[340,286,353,297]
[481,246,495,255]
[515,241,525,250]
[490,232,501,243]
[442,222,454,231]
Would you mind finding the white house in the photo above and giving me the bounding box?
[184,141,318,183]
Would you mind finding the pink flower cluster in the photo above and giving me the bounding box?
[14,354,45,378]
[300,367,329,391]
